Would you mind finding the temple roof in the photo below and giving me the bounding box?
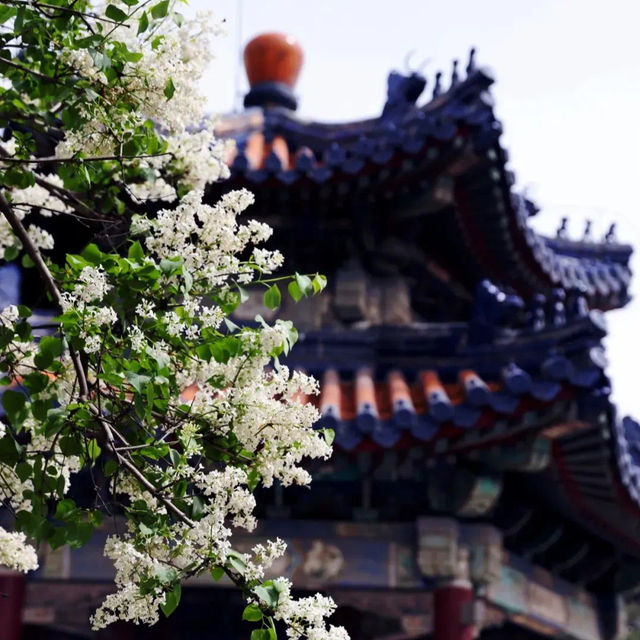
[210,37,640,572]
[214,51,633,311]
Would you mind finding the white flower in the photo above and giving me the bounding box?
[62,266,110,312]
[163,311,185,337]
[128,325,146,352]
[27,225,54,250]
[0,528,39,573]
[10,174,71,215]
[135,300,156,319]
[88,306,118,327]
[0,304,19,327]
[84,335,101,354]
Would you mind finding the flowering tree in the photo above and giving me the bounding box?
[0,2,348,638]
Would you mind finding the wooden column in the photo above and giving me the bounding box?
[0,570,26,640]
[433,579,475,640]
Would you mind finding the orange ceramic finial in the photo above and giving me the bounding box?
[243,33,304,110]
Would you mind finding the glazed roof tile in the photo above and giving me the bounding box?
[311,360,600,451]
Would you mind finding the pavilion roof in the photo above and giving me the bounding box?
[215,55,633,311]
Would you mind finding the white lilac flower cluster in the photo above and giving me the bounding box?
[0,304,18,327]
[10,175,72,217]
[0,528,39,573]
[270,579,350,640]
[90,466,256,629]
[243,538,288,581]
[56,4,229,196]
[141,189,283,288]
[60,265,111,312]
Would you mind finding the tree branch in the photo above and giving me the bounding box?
[0,146,116,223]
[0,56,67,84]
[0,190,195,529]
[1,152,172,164]
[0,0,127,26]
[0,189,91,396]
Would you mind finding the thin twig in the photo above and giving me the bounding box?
[0,152,172,164]
[0,56,67,84]
[0,0,127,26]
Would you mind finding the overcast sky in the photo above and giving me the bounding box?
[187,0,640,419]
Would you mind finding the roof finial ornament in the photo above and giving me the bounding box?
[583,219,592,242]
[432,71,443,98]
[450,59,459,88]
[243,33,304,110]
[466,47,476,76]
[556,217,568,239]
[604,223,617,243]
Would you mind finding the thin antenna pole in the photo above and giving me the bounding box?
[233,0,245,112]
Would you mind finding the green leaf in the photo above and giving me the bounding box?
[287,280,303,302]
[0,6,17,22]
[164,77,175,100]
[182,267,193,293]
[128,241,145,262]
[2,389,25,423]
[0,435,22,464]
[311,273,327,294]
[87,439,101,462]
[322,428,335,446]
[237,285,249,303]
[191,495,205,519]
[35,336,63,369]
[295,273,313,297]
[211,566,225,581]
[23,372,49,394]
[264,284,281,310]
[15,461,31,482]
[251,630,270,640]
[243,604,263,622]
[3,246,19,262]
[137,10,149,33]
[155,565,178,585]
[160,583,182,618]
[254,584,280,608]
[161,583,181,617]
[59,435,83,456]
[246,468,260,491]
[21,254,34,268]
[40,336,63,358]
[104,460,118,477]
[168,448,181,467]
[227,552,246,575]
[54,499,77,521]
[126,371,150,393]
[17,305,31,318]
[160,257,182,275]
[81,243,103,265]
[105,4,128,22]
[150,0,170,19]
[267,617,278,640]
